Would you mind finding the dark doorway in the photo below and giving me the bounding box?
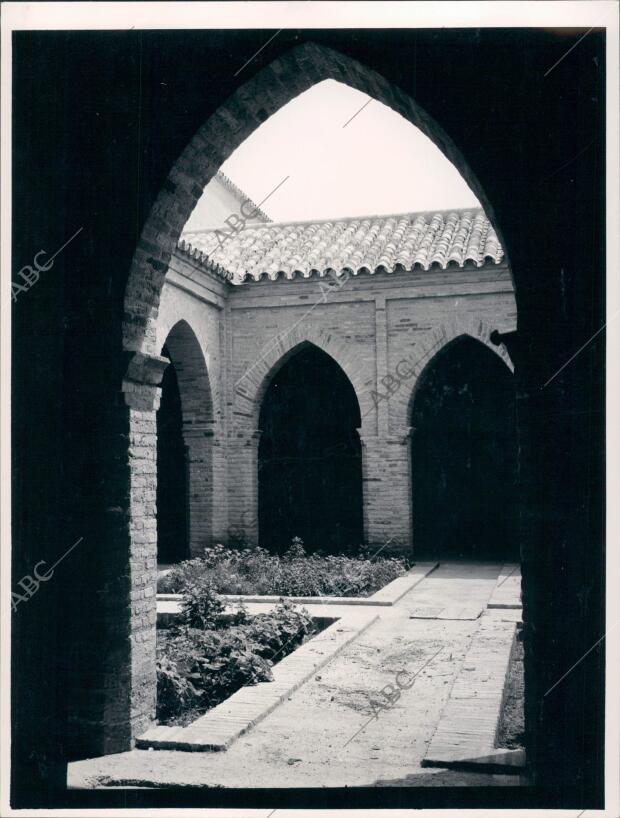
[410,336,518,560]
[156,345,189,564]
[258,344,363,553]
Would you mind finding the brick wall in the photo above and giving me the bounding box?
[155,254,516,555]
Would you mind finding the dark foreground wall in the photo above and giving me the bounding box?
[11,28,604,809]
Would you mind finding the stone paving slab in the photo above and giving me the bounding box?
[409,605,483,621]
[138,608,379,752]
[366,562,439,603]
[422,613,520,772]
[398,562,503,619]
[487,563,522,609]
[486,607,522,624]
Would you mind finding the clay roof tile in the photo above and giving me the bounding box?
[179,207,505,282]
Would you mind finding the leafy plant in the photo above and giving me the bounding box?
[283,536,307,560]
[180,575,225,629]
[156,587,315,725]
[156,654,201,723]
[158,538,408,598]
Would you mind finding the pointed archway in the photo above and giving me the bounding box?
[258,343,363,553]
[158,320,215,560]
[117,40,515,750]
[410,335,517,560]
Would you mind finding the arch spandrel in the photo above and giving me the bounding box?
[389,317,514,436]
[233,325,373,429]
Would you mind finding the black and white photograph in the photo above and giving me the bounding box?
[1,2,618,815]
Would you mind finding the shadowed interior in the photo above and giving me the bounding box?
[258,344,363,553]
[157,346,189,564]
[411,336,518,561]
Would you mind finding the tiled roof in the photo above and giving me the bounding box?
[178,208,504,283]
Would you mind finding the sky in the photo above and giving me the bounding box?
[185,79,480,230]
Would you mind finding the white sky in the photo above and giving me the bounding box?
[186,79,480,229]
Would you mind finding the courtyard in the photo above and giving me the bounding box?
[69,561,525,789]
[78,66,524,788]
[6,16,609,812]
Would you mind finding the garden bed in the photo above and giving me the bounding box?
[157,583,329,727]
[141,605,379,752]
[157,539,409,598]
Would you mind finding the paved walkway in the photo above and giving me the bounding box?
[69,562,524,789]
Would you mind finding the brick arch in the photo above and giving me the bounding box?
[162,319,214,426]
[116,40,515,748]
[234,325,373,428]
[123,40,509,361]
[390,317,514,434]
[161,319,216,554]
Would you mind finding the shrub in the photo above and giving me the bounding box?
[156,654,200,723]
[183,628,274,704]
[283,536,307,560]
[180,575,226,629]
[246,600,313,660]
[158,538,408,598]
[156,587,315,725]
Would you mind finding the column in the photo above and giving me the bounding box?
[226,425,262,546]
[183,424,214,556]
[69,350,169,754]
[359,424,412,556]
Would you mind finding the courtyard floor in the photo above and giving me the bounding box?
[68,561,526,789]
